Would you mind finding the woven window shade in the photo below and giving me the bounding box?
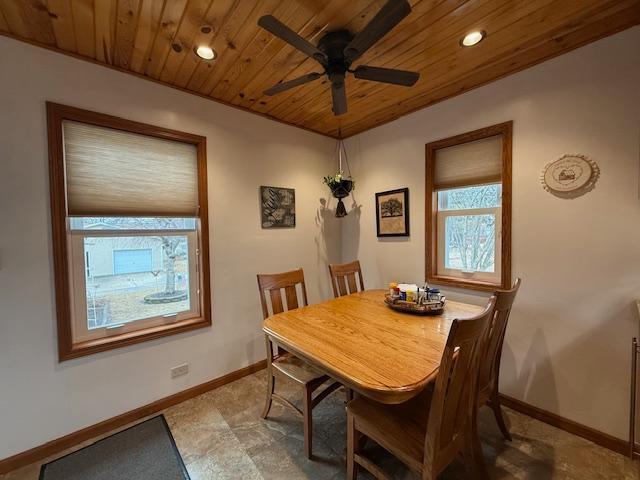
[434,134,503,190]
[63,121,199,217]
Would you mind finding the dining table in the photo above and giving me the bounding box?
[262,289,484,404]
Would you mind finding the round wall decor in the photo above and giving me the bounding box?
[540,154,599,199]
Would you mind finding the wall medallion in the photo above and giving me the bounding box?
[540,154,599,199]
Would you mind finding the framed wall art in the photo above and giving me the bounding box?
[260,186,295,228]
[375,188,409,237]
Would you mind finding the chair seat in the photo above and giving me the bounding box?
[272,353,328,385]
[348,387,433,473]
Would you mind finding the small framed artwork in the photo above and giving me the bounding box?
[260,186,296,228]
[376,188,409,237]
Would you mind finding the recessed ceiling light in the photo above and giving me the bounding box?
[195,45,216,60]
[460,30,485,47]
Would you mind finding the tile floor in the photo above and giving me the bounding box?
[2,371,638,479]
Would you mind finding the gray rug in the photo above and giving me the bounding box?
[39,415,190,480]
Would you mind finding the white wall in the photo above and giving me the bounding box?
[0,37,340,459]
[342,27,640,440]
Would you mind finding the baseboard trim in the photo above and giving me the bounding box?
[499,394,630,457]
[1,367,633,474]
[0,359,267,474]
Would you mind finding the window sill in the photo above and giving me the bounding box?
[427,274,508,292]
[59,315,211,362]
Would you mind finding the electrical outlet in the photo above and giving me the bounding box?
[171,363,189,378]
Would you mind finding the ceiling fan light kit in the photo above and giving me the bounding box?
[258,0,420,117]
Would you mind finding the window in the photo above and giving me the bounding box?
[426,122,512,290]
[47,103,211,360]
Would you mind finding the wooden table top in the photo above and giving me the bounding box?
[263,289,484,404]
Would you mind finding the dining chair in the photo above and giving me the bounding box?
[346,296,497,480]
[328,260,364,298]
[476,278,522,441]
[257,268,340,459]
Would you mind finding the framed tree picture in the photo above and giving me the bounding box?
[260,186,296,228]
[376,188,409,237]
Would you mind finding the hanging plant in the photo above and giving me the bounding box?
[323,172,354,217]
[324,137,355,217]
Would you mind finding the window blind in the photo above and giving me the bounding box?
[433,134,503,190]
[63,120,199,217]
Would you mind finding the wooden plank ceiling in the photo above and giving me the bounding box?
[1,0,638,138]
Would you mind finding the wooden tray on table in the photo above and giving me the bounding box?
[384,294,445,316]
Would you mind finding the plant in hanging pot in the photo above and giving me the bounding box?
[323,171,354,217]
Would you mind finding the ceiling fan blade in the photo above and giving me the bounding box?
[344,0,411,63]
[263,72,323,96]
[353,65,419,86]
[331,77,347,116]
[258,15,327,65]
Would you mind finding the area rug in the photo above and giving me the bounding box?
[39,415,190,480]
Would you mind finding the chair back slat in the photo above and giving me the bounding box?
[269,289,284,315]
[329,260,364,298]
[346,273,358,294]
[424,296,497,469]
[478,279,522,399]
[257,268,307,319]
[337,276,348,296]
[284,285,298,310]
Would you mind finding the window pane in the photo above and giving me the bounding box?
[84,235,191,329]
[71,217,196,231]
[438,184,501,210]
[444,214,496,273]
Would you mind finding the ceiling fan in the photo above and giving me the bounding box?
[258,0,419,116]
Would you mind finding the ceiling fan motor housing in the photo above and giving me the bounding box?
[318,30,354,87]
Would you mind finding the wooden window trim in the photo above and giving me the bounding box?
[47,102,212,361]
[425,121,512,292]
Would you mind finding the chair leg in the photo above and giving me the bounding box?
[303,385,313,459]
[345,387,354,403]
[261,371,275,419]
[346,412,358,480]
[262,336,275,419]
[464,419,489,480]
[489,391,512,441]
